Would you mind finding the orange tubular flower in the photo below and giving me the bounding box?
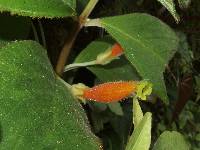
[83,81,138,103]
[110,43,124,57]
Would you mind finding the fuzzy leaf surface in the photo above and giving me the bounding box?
[0,41,100,149]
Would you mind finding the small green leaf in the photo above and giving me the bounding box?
[0,41,101,149]
[178,0,191,9]
[75,37,140,82]
[89,102,108,113]
[157,0,180,22]
[125,112,152,150]
[101,13,179,104]
[0,0,76,18]
[195,76,200,102]
[0,14,30,48]
[133,99,143,127]
[108,102,124,116]
[153,131,190,150]
[195,133,200,141]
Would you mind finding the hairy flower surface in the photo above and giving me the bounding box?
[83,81,138,103]
[110,43,123,57]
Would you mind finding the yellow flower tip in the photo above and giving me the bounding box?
[71,83,89,104]
[96,48,112,65]
[136,80,153,101]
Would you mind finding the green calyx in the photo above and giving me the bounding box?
[136,80,153,100]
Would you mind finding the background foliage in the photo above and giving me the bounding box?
[0,0,199,149]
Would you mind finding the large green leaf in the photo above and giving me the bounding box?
[153,131,190,150]
[0,14,30,48]
[0,41,101,149]
[157,0,180,22]
[125,112,152,150]
[101,13,179,104]
[133,99,143,127]
[75,37,140,82]
[0,0,76,18]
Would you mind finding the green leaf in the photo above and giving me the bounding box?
[125,112,152,150]
[0,39,9,48]
[0,0,76,18]
[153,131,190,150]
[101,13,179,104]
[133,99,143,127]
[108,102,123,116]
[157,0,180,22]
[0,14,30,48]
[178,0,191,9]
[109,102,133,150]
[195,133,200,141]
[195,76,200,102]
[0,41,101,149]
[75,37,140,82]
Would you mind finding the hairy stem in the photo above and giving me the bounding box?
[64,60,97,72]
[38,20,46,48]
[80,0,99,24]
[31,21,39,43]
[84,18,103,27]
[56,22,80,75]
[55,0,99,75]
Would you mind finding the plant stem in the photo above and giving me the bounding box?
[56,22,80,75]
[64,60,97,72]
[80,0,99,24]
[31,20,39,43]
[84,18,103,27]
[55,0,99,76]
[38,20,46,48]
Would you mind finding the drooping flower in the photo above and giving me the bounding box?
[71,80,152,103]
[83,81,138,103]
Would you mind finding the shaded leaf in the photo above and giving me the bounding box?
[178,0,191,9]
[101,13,179,104]
[195,133,200,141]
[157,0,180,22]
[0,14,30,48]
[0,40,7,48]
[153,131,190,150]
[195,76,200,102]
[0,0,76,18]
[89,102,108,113]
[0,41,101,149]
[125,112,152,150]
[108,102,123,116]
[110,101,133,150]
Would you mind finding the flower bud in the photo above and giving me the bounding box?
[96,43,123,65]
[71,83,89,103]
